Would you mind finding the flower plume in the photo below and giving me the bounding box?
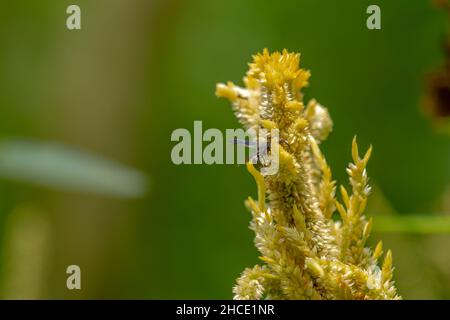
[216,49,400,300]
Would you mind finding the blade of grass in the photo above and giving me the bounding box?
[373,214,450,234]
[0,139,148,198]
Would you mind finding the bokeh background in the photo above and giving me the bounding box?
[0,0,449,299]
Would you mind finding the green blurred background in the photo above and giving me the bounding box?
[0,0,449,299]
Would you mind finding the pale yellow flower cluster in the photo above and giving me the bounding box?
[216,49,400,300]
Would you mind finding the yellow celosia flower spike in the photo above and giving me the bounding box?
[216,49,400,300]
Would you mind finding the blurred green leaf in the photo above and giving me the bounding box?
[374,215,450,234]
[0,140,147,198]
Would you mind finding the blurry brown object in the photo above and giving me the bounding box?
[425,63,450,119]
[432,0,450,10]
[424,0,450,123]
